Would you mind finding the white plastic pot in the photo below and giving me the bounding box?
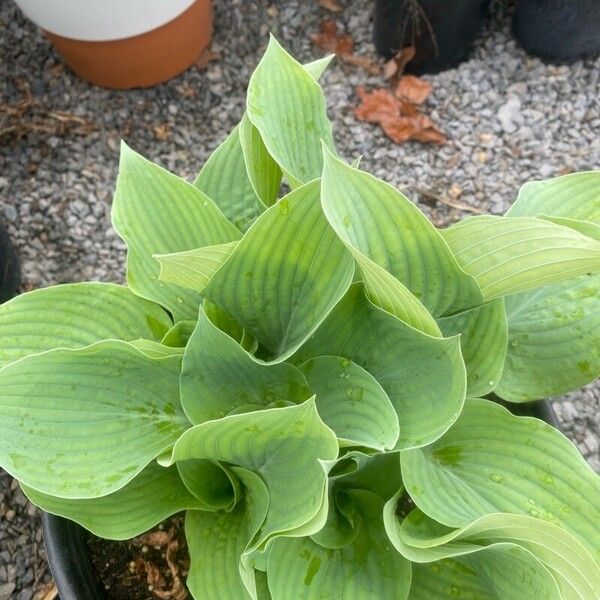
[13,0,196,41]
[12,0,213,89]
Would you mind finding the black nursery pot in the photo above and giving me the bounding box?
[0,219,20,303]
[514,0,600,63]
[373,0,491,74]
[42,399,559,600]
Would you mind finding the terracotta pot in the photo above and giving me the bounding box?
[13,0,213,89]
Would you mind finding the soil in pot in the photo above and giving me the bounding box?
[87,515,190,600]
[513,0,600,63]
[373,0,491,74]
[0,219,20,303]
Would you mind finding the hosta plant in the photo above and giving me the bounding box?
[1,37,600,600]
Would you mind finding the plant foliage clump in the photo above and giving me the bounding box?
[0,37,599,599]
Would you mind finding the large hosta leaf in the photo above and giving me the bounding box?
[268,490,411,600]
[0,340,188,498]
[112,143,241,320]
[506,171,600,223]
[299,355,399,451]
[0,282,171,368]
[247,36,335,184]
[186,467,270,600]
[441,215,600,300]
[170,400,338,547]
[438,299,507,397]
[194,125,267,231]
[541,215,600,242]
[320,148,482,317]
[203,180,354,361]
[400,399,600,560]
[180,307,310,424]
[496,272,600,401]
[294,284,466,449]
[388,507,598,599]
[22,463,203,540]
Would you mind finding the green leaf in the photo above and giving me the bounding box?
[155,241,238,293]
[299,355,399,451]
[437,299,507,397]
[303,55,334,80]
[400,398,600,560]
[267,490,412,600]
[186,467,270,600]
[408,558,495,600]
[170,400,338,548]
[506,171,600,223]
[320,148,483,317]
[239,114,282,208]
[112,142,241,320]
[496,272,600,401]
[0,340,189,498]
[176,459,238,510]
[180,307,310,424]
[22,462,203,540]
[294,284,466,449]
[194,125,268,231]
[247,36,335,184]
[160,320,196,348]
[129,339,184,359]
[441,215,600,300]
[540,215,600,242]
[203,180,354,361]
[407,543,561,600]
[389,508,598,599]
[0,282,171,369]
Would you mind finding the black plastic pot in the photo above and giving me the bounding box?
[0,219,20,303]
[373,0,491,74]
[514,0,600,63]
[42,399,559,600]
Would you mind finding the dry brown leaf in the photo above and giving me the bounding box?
[394,75,432,105]
[195,48,221,70]
[136,530,173,548]
[144,560,166,591]
[355,85,446,145]
[311,19,353,56]
[153,123,171,141]
[33,582,58,600]
[311,20,380,75]
[318,0,343,12]
[383,47,415,80]
[153,540,187,600]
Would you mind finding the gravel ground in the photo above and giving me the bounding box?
[1,0,599,597]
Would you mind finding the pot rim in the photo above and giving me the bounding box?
[42,399,560,600]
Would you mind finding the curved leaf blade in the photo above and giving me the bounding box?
[181,307,310,424]
[112,143,241,320]
[204,180,354,361]
[0,340,189,498]
[22,463,203,540]
[438,299,508,397]
[320,149,483,317]
[299,355,399,451]
[0,282,171,368]
[496,272,600,401]
[400,398,600,560]
[294,284,466,449]
[441,215,600,300]
[171,400,338,547]
[247,36,335,184]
